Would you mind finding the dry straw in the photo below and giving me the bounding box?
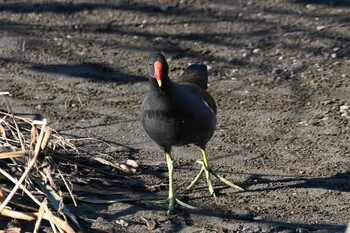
[0,92,76,232]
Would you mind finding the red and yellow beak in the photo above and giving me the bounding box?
[154,61,162,87]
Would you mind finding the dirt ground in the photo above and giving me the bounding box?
[0,0,349,232]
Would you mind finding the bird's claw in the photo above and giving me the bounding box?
[186,160,244,196]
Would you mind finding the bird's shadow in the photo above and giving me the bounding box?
[212,171,350,194]
[31,63,146,84]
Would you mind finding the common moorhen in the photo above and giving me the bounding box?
[141,53,243,211]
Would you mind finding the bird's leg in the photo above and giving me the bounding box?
[165,153,197,213]
[187,148,244,195]
[166,152,175,211]
[201,149,216,196]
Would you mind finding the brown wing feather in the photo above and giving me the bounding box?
[179,64,216,113]
[179,64,208,89]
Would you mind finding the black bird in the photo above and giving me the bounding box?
[141,53,243,211]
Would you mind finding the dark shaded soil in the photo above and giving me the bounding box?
[0,0,349,232]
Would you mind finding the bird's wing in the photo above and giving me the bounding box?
[179,83,217,114]
[179,64,208,89]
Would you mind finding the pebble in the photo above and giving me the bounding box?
[296,228,310,233]
[115,219,128,227]
[305,4,317,10]
[159,5,170,12]
[253,216,263,221]
[316,25,326,31]
[252,48,261,54]
[339,104,349,113]
[153,37,164,42]
[340,104,350,119]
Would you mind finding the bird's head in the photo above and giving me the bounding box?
[146,53,169,88]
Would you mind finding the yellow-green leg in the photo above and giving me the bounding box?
[165,153,197,213]
[187,148,244,196]
[166,153,175,211]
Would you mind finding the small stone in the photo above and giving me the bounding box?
[340,105,349,113]
[153,37,164,42]
[115,219,129,227]
[296,228,310,233]
[141,216,157,231]
[341,113,350,118]
[298,121,308,125]
[305,4,316,9]
[231,69,238,74]
[159,5,169,12]
[252,48,261,54]
[331,53,337,58]
[317,25,326,31]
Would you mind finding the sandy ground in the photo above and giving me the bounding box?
[0,0,349,232]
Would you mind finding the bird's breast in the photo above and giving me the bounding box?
[141,108,215,147]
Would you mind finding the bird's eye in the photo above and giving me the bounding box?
[148,62,152,66]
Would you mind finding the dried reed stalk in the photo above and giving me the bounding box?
[1,94,77,232]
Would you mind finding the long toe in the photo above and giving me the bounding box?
[210,169,244,191]
[186,164,205,190]
[188,160,244,194]
[167,196,197,214]
[204,166,215,196]
[175,198,197,210]
[186,160,215,195]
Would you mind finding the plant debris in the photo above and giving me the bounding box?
[0,93,149,232]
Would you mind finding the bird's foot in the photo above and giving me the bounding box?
[186,160,244,196]
[152,195,197,214]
